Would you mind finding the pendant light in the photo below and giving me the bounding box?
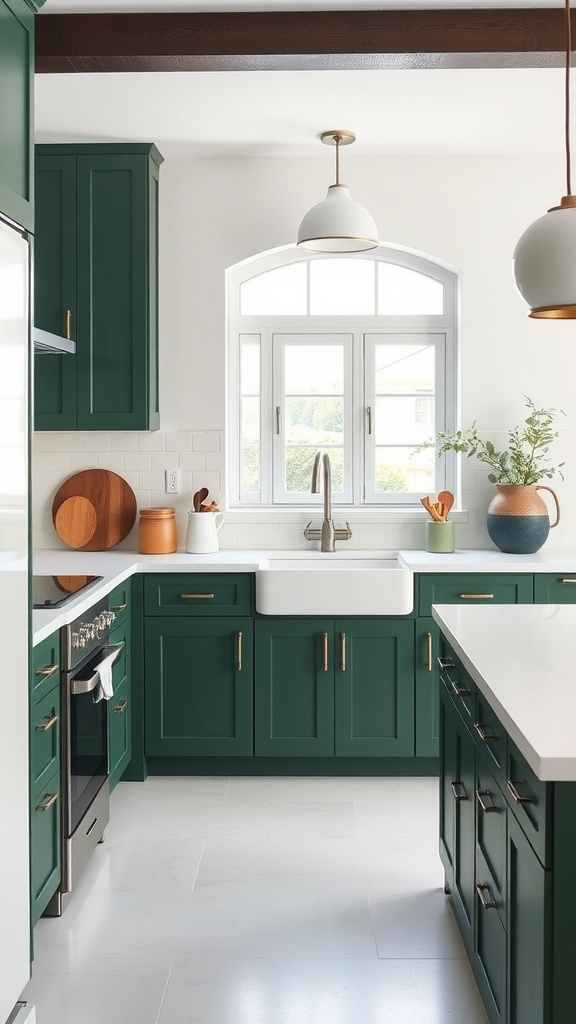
[297,130,379,253]
[512,0,576,318]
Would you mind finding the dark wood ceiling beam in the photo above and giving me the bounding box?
[35,9,572,74]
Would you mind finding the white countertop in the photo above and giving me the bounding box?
[432,603,576,782]
[399,548,576,572]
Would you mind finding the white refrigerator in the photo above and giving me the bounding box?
[0,214,34,1024]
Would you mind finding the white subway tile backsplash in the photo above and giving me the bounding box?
[33,433,61,452]
[55,432,85,452]
[124,452,152,472]
[83,433,111,451]
[179,452,206,472]
[110,432,139,452]
[151,452,179,471]
[166,432,192,452]
[96,452,125,472]
[138,432,166,452]
[192,431,220,452]
[138,471,166,490]
[205,452,224,474]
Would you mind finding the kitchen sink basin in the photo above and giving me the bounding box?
[256,551,414,615]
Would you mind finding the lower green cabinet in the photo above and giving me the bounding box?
[30,770,60,926]
[30,636,62,927]
[415,618,440,756]
[533,572,576,604]
[507,813,549,1024]
[144,617,253,756]
[254,617,415,757]
[108,615,132,791]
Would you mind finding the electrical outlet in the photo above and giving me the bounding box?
[165,469,181,494]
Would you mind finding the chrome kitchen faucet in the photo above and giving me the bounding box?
[303,448,352,552]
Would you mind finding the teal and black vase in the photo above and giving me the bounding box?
[487,484,560,554]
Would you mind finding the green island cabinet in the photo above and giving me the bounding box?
[34,142,163,431]
[144,575,254,757]
[416,574,534,758]
[30,631,61,926]
[0,0,42,231]
[107,580,132,791]
[438,636,576,1024]
[254,618,415,757]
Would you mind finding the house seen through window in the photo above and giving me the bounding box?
[227,246,457,508]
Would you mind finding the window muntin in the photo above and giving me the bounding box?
[228,248,456,508]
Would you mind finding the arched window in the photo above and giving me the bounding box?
[227,245,457,508]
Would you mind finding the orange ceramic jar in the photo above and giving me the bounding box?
[138,507,178,554]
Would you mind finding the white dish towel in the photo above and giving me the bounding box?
[93,649,119,703]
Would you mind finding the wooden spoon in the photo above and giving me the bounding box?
[196,486,209,511]
[437,490,454,519]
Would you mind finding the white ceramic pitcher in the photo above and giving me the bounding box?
[185,510,225,553]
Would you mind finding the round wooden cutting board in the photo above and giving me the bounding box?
[52,469,137,551]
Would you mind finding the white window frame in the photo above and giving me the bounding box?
[226,244,458,509]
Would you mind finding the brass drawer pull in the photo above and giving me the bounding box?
[437,657,454,670]
[450,781,468,802]
[474,722,498,742]
[459,594,494,600]
[476,789,499,813]
[35,714,59,732]
[65,308,72,340]
[322,632,329,672]
[180,593,215,600]
[451,680,471,697]
[36,792,58,812]
[561,579,576,584]
[340,633,346,672]
[507,779,534,804]
[113,699,128,714]
[236,632,243,672]
[111,603,127,611]
[426,632,432,672]
[36,663,59,678]
[476,883,496,910]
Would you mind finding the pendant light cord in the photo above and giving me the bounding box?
[335,135,341,186]
[561,0,565,195]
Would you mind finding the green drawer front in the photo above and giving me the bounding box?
[439,651,476,722]
[108,674,131,790]
[31,684,60,794]
[30,770,61,925]
[474,691,507,787]
[144,574,252,616]
[418,573,534,616]
[108,579,131,627]
[533,572,576,604]
[475,758,507,928]
[505,740,551,867]
[474,874,507,1024]
[31,632,61,703]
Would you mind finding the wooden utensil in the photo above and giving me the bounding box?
[52,469,137,550]
[437,490,455,519]
[420,496,444,522]
[54,496,97,548]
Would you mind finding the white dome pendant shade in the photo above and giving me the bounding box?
[512,0,576,318]
[297,130,379,253]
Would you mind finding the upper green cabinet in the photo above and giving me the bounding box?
[34,143,163,431]
[0,0,34,230]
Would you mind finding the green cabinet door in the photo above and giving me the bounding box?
[334,618,414,757]
[439,681,457,893]
[474,760,507,1024]
[451,703,476,953]
[507,812,549,1024]
[34,143,162,431]
[145,617,253,756]
[0,0,34,230]
[415,617,440,757]
[108,617,131,791]
[254,619,334,756]
[533,573,576,604]
[30,771,61,925]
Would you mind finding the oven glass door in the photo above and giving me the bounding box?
[70,685,108,835]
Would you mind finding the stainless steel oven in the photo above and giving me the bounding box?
[44,595,122,916]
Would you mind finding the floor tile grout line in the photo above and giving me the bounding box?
[191,836,207,893]
[153,956,176,1024]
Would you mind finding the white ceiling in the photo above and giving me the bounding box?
[35,1,570,157]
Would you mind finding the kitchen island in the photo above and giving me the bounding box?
[431,603,576,1024]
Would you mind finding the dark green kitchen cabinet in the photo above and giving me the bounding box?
[145,617,253,756]
[415,617,440,757]
[34,143,163,431]
[533,572,576,604]
[30,770,61,926]
[254,617,414,758]
[507,813,549,1024]
[30,634,62,925]
[418,573,534,616]
[108,613,132,792]
[0,0,34,230]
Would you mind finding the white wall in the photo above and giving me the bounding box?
[33,152,576,552]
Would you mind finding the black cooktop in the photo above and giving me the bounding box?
[32,575,103,609]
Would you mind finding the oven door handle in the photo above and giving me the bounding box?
[70,643,124,695]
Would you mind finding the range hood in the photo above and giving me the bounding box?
[33,327,75,354]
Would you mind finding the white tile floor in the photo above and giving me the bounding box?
[24,776,489,1024]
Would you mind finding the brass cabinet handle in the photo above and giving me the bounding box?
[340,633,346,672]
[35,713,59,732]
[451,679,471,697]
[36,792,58,812]
[426,632,432,672]
[113,699,128,714]
[476,789,499,813]
[459,594,494,600]
[437,657,454,671]
[562,579,576,583]
[65,309,72,340]
[36,663,59,677]
[236,632,243,672]
[474,722,498,743]
[506,779,534,804]
[322,632,329,672]
[180,593,215,599]
[476,883,497,910]
[111,603,127,611]
[450,781,468,802]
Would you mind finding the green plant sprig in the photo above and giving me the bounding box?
[419,396,566,486]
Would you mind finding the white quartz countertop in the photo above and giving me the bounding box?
[399,548,576,572]
[432,603,576,782]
